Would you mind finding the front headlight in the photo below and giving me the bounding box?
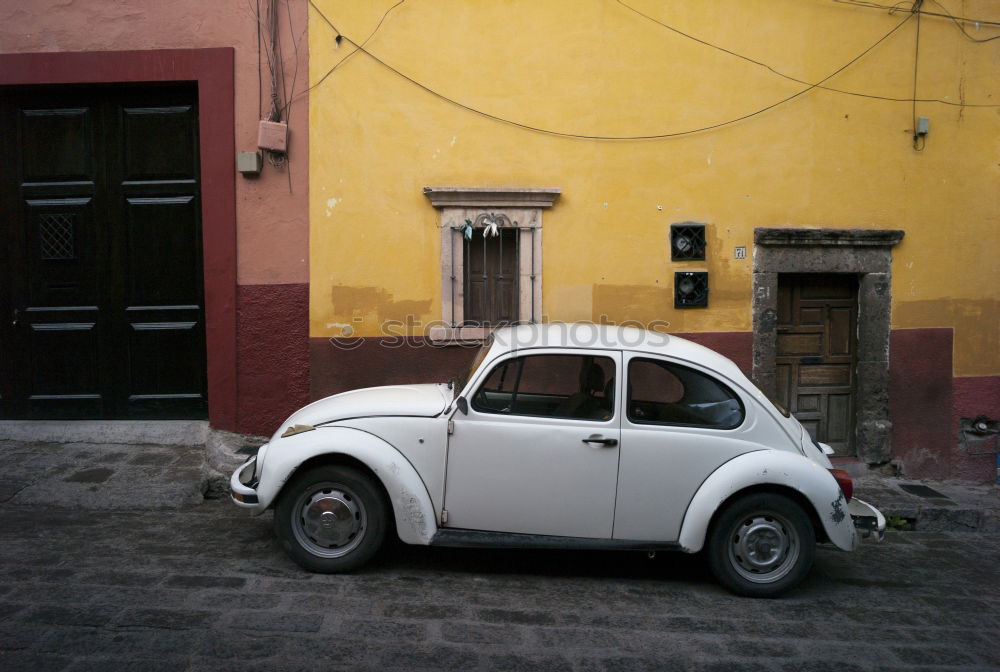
[238,455,258,486]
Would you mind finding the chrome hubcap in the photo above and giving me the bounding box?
[728,512,798,584]
[291,484,366,558]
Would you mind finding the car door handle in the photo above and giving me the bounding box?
[582,435,618,447]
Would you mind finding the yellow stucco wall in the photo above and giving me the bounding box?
[308,0,999,376]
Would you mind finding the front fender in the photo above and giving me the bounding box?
[677,450,857,553]
[255,427,438,545]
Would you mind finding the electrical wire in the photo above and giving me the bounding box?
[618,0,998,108]
[307,0,917,140]
[929,0,1000,42]
[911,1,926,151]
[284,0,301,122]
[283,0,301,191]
[832,0,1000,26]
[255,0,262,120]
[276,0,288,122]
[281,0,406,116]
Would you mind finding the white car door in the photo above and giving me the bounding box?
[613,353,759,541]
[444,350,622,538]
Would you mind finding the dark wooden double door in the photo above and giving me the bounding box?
[0,85,207,419]
[775,274,858,456]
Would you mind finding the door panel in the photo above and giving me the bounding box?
[27,321,101,418]
[114,97,204,417]
[445,351,621,538]
[775,274,858,455]
[21,107,94,181]
[124,196,201,304]
[122,105,198,181]
[5,92,107,418]
[1,85,206,420]
[614,353,754,541]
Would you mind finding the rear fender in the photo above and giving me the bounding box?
[256,426,438,545]
[677,450,857,553]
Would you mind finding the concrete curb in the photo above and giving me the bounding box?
[0,420,209,446]
[0,421,266,502]
[854,476,1000,533]
[203,428,267,498]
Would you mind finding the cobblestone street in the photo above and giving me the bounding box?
[2,481,999,672]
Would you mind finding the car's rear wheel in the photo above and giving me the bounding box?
[274,465,387,573]
[707,492,815,598]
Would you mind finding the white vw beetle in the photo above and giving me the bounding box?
[232,324,884,597]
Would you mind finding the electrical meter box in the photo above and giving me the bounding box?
[257,120,288,153]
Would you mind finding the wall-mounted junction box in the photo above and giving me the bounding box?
[258,121,288,153]
[237,151,262,176]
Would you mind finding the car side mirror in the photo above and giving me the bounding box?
[455,396,468,415]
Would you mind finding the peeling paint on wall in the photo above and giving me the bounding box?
[327,285,433,334]
[591,284,673,326]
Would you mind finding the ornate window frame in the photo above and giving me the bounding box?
[423,187,560,342]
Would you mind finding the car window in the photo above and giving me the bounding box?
[473,354,615,421]
[627,357,744,429]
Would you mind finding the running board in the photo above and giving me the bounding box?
[430,528,682,552]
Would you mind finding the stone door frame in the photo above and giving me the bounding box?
[751,228,904,464]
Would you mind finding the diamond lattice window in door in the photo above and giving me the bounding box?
[39,213,76,260]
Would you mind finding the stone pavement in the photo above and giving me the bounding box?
[1,438,999,672]
[852,475,1000,534]
[0,440,206,511]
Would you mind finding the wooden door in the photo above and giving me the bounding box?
[0,85,207,420]
[775,274,858,455]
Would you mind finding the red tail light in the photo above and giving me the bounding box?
[828,469,853,502]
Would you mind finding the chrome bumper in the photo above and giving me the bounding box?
[849,497,886,542]
[230,455,260,507]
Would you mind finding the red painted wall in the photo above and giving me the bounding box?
[308,331,754,400]
[237,284,310,436]
[309,338,480,401]
[889,329,954,480]
[888,328,999,482]
[675,332,753,376]
[952,376,1000,482]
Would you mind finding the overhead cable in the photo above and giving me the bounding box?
[307,0,918,140]
[617,0,998,107]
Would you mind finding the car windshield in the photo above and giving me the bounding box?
[451,336,494,393]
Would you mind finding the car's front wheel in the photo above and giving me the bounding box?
[707,492,815,598]
[274,465,387,573]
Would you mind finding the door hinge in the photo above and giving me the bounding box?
[447,419,454,435]
[441,509,449,524]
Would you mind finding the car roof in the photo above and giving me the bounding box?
[489,323,746,382]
